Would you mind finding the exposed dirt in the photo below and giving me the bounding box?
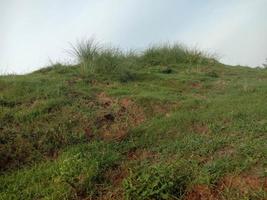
[214,146,235,157]
[83,127,94,140]
[191,123,210,134]
[191,82,202,89]
[142,101,180,118]
[97,92,114,107]
[218,174,267,194]
[153,104,171,114]
[95,93,145,140]
[67,77,83,86]
[127,148,158,161]
[185,185,218,200]
[197,146,235,169]
[185,173,266,200]
[99,166,128,200]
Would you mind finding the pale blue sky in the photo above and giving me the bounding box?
[1,0,267,74]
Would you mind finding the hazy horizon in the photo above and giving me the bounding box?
[1,0,267,74]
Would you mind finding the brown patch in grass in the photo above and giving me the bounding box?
[99,166,128,200]
[67,77,83,86]
[97,92,115,108]
[105,166,128,187]
[197,146,235,166]
[143,101,180,118]
[264,178,267,191]
[191,123,210,134]
[191,82,202,89]
[185,185,218,200]
[99,186,124,200]
[185,175,266,200]
[83,127,94,140]
[154,104,168,114]
[95,93,145,140]
[214,80,227,90]
[215,146,235,157]
[127,148,158,161]
[120,98,132,108]
[118,98,145,125]
[100,127,127,141]
[217,175,267,196]
[192,93,207,100]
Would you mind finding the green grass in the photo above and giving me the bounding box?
[0,42,266,199]
[0,141,121,199]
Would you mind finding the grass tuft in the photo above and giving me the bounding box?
[123,161,193,200]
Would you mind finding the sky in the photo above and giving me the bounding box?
[1,0,267,74]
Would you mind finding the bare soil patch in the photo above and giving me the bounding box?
[127,148,158,161]
[185,185,218,200]
[95,93,145,140]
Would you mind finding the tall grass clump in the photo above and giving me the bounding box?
[93,47,124,74]
[70,39,100,64]
[70,39,138,82]
[70,38,101,74]
[70,39,218,80]
[70,38,125,75]
[141,43,217,66]
[141,43,186,66]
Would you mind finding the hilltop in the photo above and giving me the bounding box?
[0,41,266,200]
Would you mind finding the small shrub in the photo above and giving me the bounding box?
[123,162,192,200]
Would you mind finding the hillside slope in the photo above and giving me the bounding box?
[0,43,266,199]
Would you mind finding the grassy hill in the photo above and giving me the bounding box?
[0,41,266,199]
